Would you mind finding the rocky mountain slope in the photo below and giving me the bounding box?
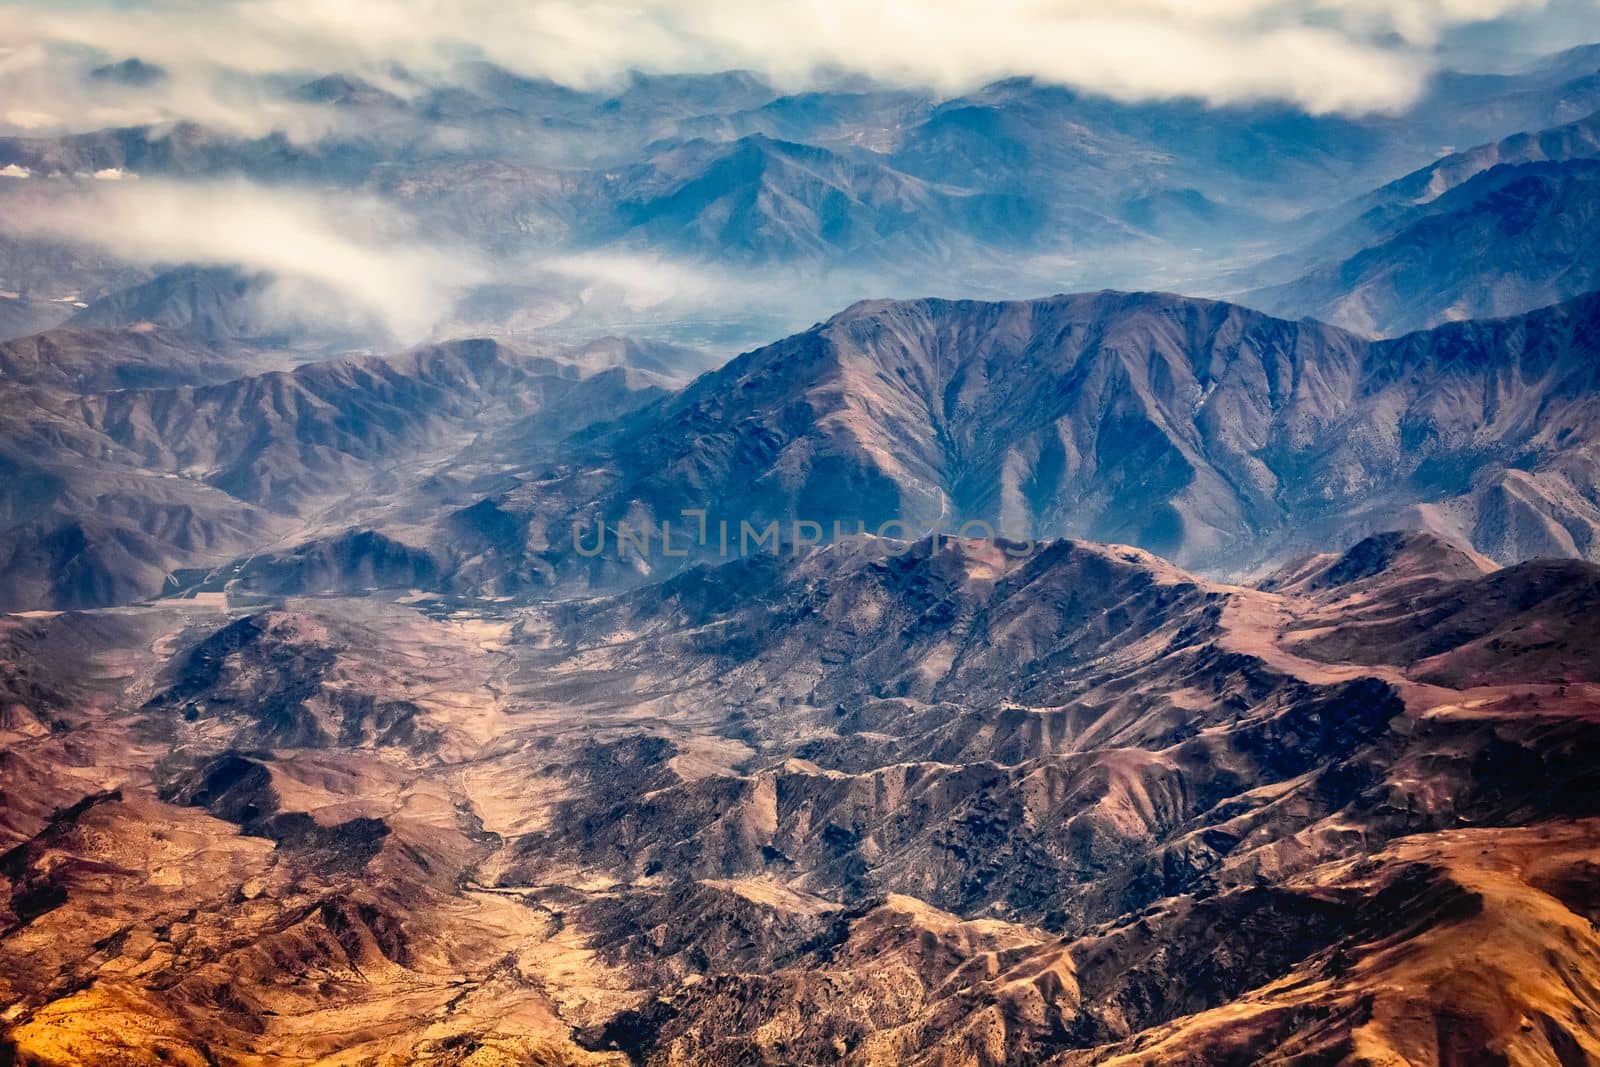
[1243,106,1600,335]
[1247,158,1600,334]
[1340,108,1600,245]
[7,288,1599,612]
[443,290,1600,597]
[65,266,269,340]
[0,326,285,392]
[602,134,1051,267]
[0,335,694,609]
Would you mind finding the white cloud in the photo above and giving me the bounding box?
[0,178,490,340]
[0,163,30,178]
[0,0,1592,117]
[4,108,57,128]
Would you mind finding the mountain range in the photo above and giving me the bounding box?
[444,289,1600,594]
[5,286,1598,612]
[5,45,1600,347]
[4,32,1600,1067]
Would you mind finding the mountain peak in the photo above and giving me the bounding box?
[293,73,405,109]
[88,57,167,87]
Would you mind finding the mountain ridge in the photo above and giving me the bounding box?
[442,288,1600,600]
[6,287,1600,610]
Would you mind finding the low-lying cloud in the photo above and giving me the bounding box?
[0,178,490,340]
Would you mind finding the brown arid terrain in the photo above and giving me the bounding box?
[3,529,1598,1065]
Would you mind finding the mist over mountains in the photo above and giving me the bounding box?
[5,9,1600,1066]
[4,38,1600,350]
